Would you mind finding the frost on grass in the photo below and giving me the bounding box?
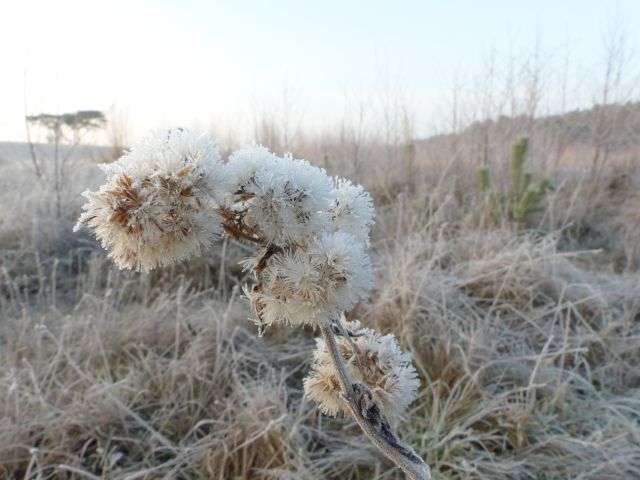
[304,321,420,421]
[74,128,230,272]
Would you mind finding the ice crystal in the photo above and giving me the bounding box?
[244,232,373,327]
[304,321,420,420]
[327,178,375,245]
[74,128,229,271]
[225,147,333,246]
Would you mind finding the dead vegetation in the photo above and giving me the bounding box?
[1,110,640,479]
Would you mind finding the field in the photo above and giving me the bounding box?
[1,111,640,480]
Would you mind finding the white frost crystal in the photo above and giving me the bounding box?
[74,128,229,272]
[304,322,420,420]
[226,144,278,188]
[225,147,333,247]
[327,178,375,245]
[244,232,373,327]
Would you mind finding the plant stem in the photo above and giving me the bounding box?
[319,324,431,480]
[224,218,430,478]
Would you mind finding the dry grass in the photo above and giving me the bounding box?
[1,133,640,479]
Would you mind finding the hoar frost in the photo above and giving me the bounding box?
[74,128,229,272]
[328,178,375,245]
[244,232,373,328]
[304,321,420,420]
[224,145,333,246]
[74,129,423,457]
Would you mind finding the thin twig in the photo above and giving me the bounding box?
[319,324,431,480]
[222,221,264,244]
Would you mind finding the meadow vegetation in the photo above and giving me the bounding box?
[1,48,640,478]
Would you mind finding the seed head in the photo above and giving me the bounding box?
[74,128,229,271]
[244,232,373,327]
[225,146,333,247]
[304,321,420,421]
[327,178,375,246]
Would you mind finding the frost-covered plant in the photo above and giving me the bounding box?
[223,145,333,246]
[74,129,431,480]
[74,128,229,271]
[327,178,375,245]
[243,232,373,329]
[305,321,420,420]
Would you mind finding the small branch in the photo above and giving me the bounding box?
[319,324,431,480]
[242,240,284,337]
[221,221,264,245]
[218,207,266,246]
[254,244,283,272]
[331,315,366,341]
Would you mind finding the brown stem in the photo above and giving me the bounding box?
[320,324,431,480]
[218,207,266,246]
[248,244,283,337]
[222,221,264,245]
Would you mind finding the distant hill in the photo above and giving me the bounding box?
[424,102,640,146]
[418,102,640,167]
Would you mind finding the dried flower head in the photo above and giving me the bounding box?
[226,144,279,187]
[244,232,373,328]
[74,128,229,272]
[225,146,333,246]
[327,178,375,245]
[304,321,420,421]
[72,127,430,476]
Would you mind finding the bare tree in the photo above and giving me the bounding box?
[591,12,635,176]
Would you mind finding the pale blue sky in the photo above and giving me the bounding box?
[1,0,638,142]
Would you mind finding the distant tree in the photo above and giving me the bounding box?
[26,110,106,145]
[25,110,107,217]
